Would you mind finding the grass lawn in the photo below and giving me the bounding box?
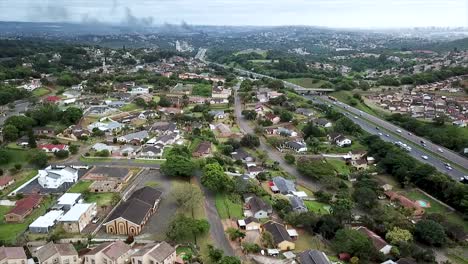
[405,189,468,232]
[145,181,159,188]
[331,90,386,117]
[304,200,330,215]
[0,206,11,224]
[325,140,367,154]
[296,185,314,197]
[2,170,38,197]
[32,87,50,97]
[326,158,350,175]
[67,181,92,193]
[214,194,243,219]
[120,103,141,112]
[294,229,331,253]
[153,96,160,103]
[191,84,212,97]
[287,78,333,89]
[85,193,115,206]
[0,196,54,243]
[0,149,31,169]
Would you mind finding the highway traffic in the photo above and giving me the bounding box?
[310,96,468,181]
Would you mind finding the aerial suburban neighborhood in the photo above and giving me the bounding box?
[0,3,466,264]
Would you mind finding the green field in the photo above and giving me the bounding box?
[326,158,350,175]
[287,78,333,88]
[191,84,212,97]
[234,49,267,57]
[304,200,330,215]
[67,181,92,193]
[85,193,115,206]
[32,87,50,97]
[214,194,243,219]
[331,90,385,117]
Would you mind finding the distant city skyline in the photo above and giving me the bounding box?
[0,0,466,28]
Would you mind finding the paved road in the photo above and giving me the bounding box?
[309,96,467,180]
[56,160,161,169]
[234,85,320,192]
[193,171,235,257]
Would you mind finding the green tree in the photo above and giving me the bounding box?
[30,151,48,168]
[385,227,413,244]
[241,110,257,120]
[166,214,210,243]
[208,245,224,263]
[171,182,203,217]
[62,107,83,125]
[284,154,295,164]
[220,256,241,264]
[201,163,233,192]
[0,149,10,165]
[240,134,260,148]
[27,130,37,148]
[332,228,373,259]
[226,227,246,241]
[54,150,69,159]
[415,220,446,246]
[161,154,196,178]
[2,125,19,141]
[241,242,261,253]
[261,231,275,248]
[331,198,354,223]
[352,187,378,209]
[69,145,79,155]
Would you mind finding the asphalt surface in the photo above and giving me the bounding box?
[57,160,161,169]
[308,96,467,181]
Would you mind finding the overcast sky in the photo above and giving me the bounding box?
[0,0,466,28]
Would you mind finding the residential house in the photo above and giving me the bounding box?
[38,144,69,153]
[170,83,193,95]
[328,133,352,147]
[295,108,314,117]
[212,86,231,99]
[117,130,149,144]
[59,203,96,233]
[282,141,307,153]
[265,113,281,124]
[271,177,296,195]
[0,176,14,190]
[38,166,78,189]
[385,191,425,217]
[231,149,254,163]
[130,241,176,264]
[29,210,64,233]
[120,145,141,157]
[0,246,27,263]
[262,221,295,251]
[33,127,55,137]
[350,159,368,170]
[237,217,261,230]
[298,250,331,264]
[244,196,272,219]
[192,141,212,158]
[91,143,118,154]
[129,86,150,95]
[83,167,132,192]
[149,122,178,135]
[45,96,62,104]
[158,107,182,116]
[355,226,392,255]
[211,123,232,138]
[139,146,163,159]
[208,110,226,119]
[103,187,162,236]
[315,118,332,128]
[88,121,123,133]
[138,110,158,120]
[247,166,264,177]
[33,242,79,264]
[84,241,132,264]
[5,194,43,223]
[289,196,308,213]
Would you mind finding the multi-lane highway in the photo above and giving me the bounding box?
[308,96,467,181]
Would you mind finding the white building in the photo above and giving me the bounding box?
[29,210,64,233]
[59,203,96,233]
[57,193,82,210]
[129,86,150,95]
[38,166,79,189]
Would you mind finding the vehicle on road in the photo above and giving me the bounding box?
[396,129,402,133]
[421,155,429,160]
[437,148,444,153]
[378,132,383,136]
[375,127,379,130]
[354,116,358,119]
[420,140,425,144]
[446,166,453,171]
[385,134,390,137]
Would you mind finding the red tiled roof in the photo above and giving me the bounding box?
[38,144,66,151]
[0,176,13,187]
[355,226,389,251]
[45,96,61,102]
[385,191,424,216]
[7,195,42,217]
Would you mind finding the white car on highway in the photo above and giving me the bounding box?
[421,155,429,160]
[396,129,402,133]
[438,148,444,153]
